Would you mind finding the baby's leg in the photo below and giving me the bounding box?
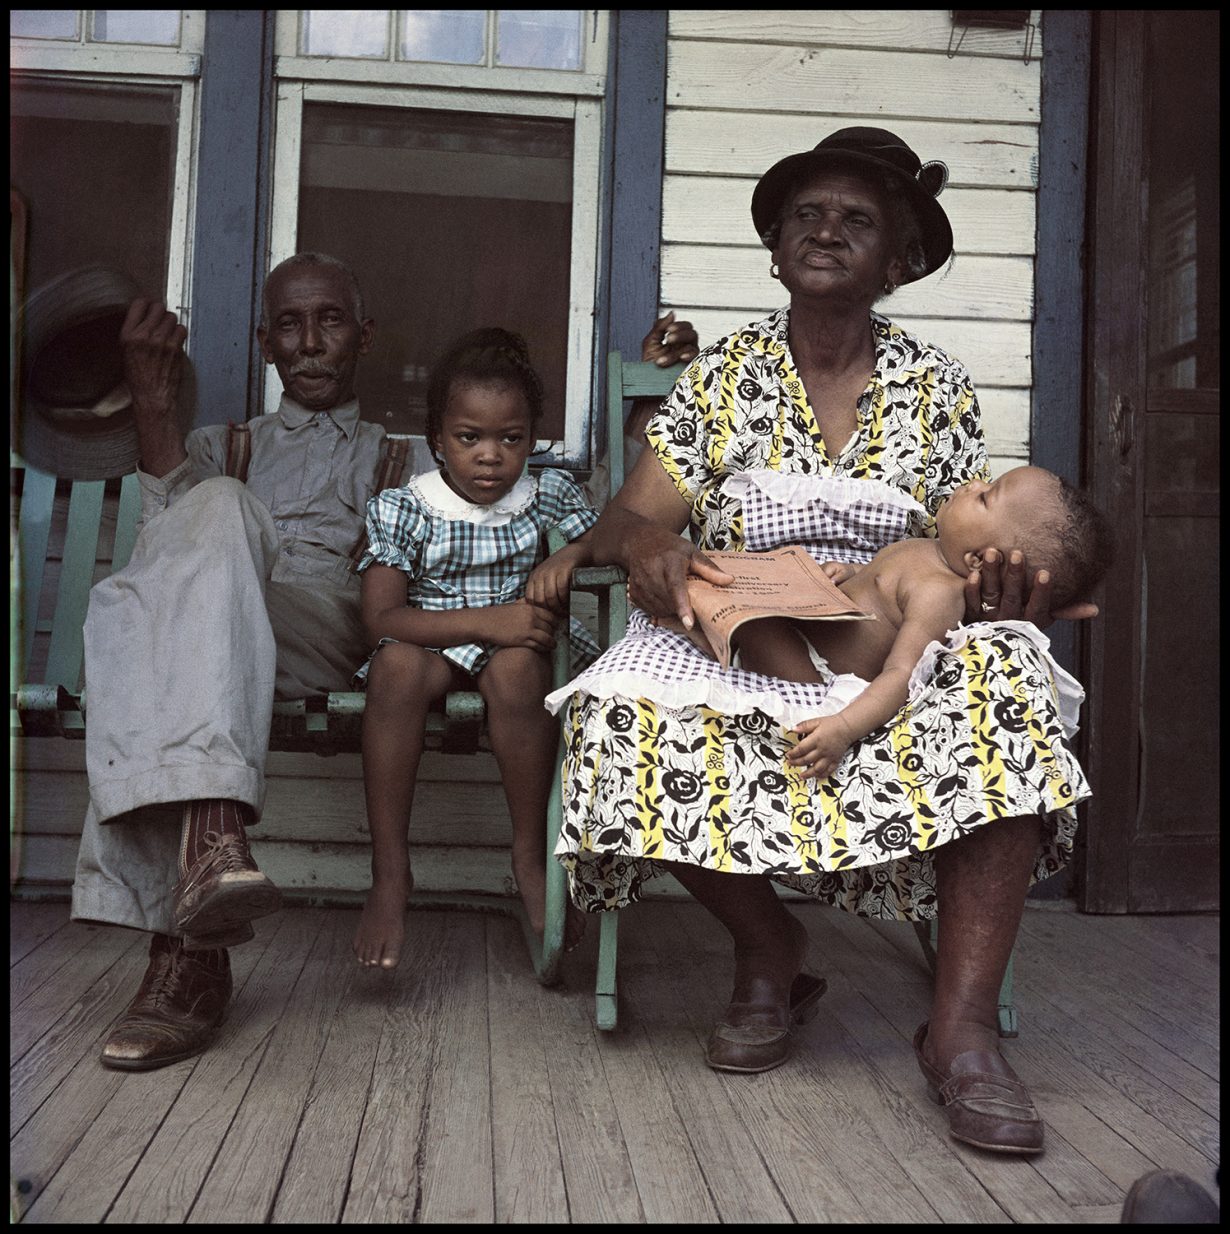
[355,643,457,968]
[479,647,585,949]
[734,616,824,683]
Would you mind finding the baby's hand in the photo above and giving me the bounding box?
[488,599,557,652]
[786,714,855,780]
[821,561,857,586]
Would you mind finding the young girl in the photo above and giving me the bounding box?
[352,328,597,969]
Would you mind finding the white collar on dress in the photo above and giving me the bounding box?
[411,468,537,527]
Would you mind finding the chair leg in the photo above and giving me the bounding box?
[997,951,1019,1038]
[531,649,570,987]
[595,912,619,1031]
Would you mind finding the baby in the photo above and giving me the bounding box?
[734,466,1113,778]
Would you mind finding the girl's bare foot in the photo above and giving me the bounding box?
[354,868,413,968]
[512,849,587,951]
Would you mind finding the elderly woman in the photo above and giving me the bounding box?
[550,128,1096,1156]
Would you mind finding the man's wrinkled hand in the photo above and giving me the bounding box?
[641,311,699,368]
[120,298,187,420]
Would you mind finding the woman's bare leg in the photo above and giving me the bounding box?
[355,643,457,968]
[479,647,584,946]
[926,813,1045,1070]
[662,863,808,1012]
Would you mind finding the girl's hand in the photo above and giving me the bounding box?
[482,600,557,652]
[526,556,574,615]
[786,714,855,780]
[821,561,857,586]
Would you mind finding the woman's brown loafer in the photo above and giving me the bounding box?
[913,1022,1044,1155]
[706,974,828,1073]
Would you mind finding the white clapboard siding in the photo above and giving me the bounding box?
[667,10,1043,59]
[671,311,1031,388]
[662,247,1033,321]
[663,179,1035,254]
[666,111,1039,188]
[666,41,1040,124]
[660,10,1042,462]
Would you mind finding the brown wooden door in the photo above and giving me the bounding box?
[1083,12,1220,912]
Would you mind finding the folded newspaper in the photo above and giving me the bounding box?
[668,546,873,669]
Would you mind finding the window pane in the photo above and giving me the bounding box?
[297,102,574,439]
[11,79,178,297]
[496,10,582,70]
[302,10,389,59]
[11,79,179,454]
[10,10,79,40]
[1146,12,1218,391]
[93,10,181,46]
[399,10,485,65]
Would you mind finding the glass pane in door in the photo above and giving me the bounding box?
[296,101,574,440]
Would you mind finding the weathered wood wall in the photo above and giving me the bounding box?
[660,10,1044,476]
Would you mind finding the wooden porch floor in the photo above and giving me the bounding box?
[10,898,1219,1223]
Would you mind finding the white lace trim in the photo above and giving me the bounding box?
[907,620,1085,738]
[545,666,869,729]
[409,468,536,527]
[725,469,926,518]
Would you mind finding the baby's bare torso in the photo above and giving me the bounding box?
[801,538,963,678]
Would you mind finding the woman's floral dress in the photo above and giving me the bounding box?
[551,309,1089,920]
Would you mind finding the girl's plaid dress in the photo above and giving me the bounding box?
[354,467,599,679]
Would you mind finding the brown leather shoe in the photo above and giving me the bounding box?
[1120,1169,1220,1223]
[913,1022,1044,1155]
[100,935,232,1071]
[706,973,828,1073]
[172,829,281,940]
[182,919,255,952]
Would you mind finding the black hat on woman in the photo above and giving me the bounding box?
[751,126,954,283]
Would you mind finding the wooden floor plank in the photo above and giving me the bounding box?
[10,923,140,1065]
[11,926,272,1223]
[1018,911,1218,1050]
[618,903,794,1225]
[818,906,1092,1224]
[652,902,949,1225]
[8,900,70,966]
[537,954,646,1224]
[105,909,325,1223]
[340,912,495,1223]
[584,945,723,1222]
[269,911,392,1224]
[188,911,365,1223]
[8,900,1220,1226]
[415,913,494,1223]
[10,917,122,1016]
[486,916,570,1223]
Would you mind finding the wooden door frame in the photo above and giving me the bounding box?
[1082,10,1148,913]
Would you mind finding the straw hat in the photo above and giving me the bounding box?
[15,266,195,480]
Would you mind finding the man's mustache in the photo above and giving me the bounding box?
[289,361,341,378]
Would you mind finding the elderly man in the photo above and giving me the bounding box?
[75,252,697,1070]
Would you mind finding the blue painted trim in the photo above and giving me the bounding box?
[598,9,668,457]
[1032,10,1091,488]
[188,10,275,426]
[1030,10,1091,683]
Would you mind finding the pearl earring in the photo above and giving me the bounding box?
[770,263,780,279]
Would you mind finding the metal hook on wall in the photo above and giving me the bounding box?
[947,10,1036,65]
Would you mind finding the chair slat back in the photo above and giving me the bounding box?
[605,353,684,495]
[44,478,106,690]
[111,471,142,573]
[16,465,57,671]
